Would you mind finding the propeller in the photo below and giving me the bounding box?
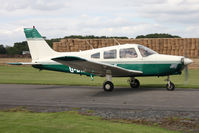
[184,44,188,84]
[181,57,193,84]
[180,43,193,84]
[184,64,188,83]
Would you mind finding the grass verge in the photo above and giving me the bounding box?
[0,110,180,133]
[0,65,198,88]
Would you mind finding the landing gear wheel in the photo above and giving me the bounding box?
[166,82,175,91]
[103,81,114,92]
[130,79,140,88]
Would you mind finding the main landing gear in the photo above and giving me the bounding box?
[103,76,141,92]
[129,77,140,88]
[103,75,175,92]
[165,76,175,91]
[103,75,114,91]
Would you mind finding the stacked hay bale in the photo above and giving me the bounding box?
[53,38,199,58]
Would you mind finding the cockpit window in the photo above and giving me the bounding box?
[104,49,117,59]
[138,45,157,57]
[120,48,137,58]
[91,52,100,59]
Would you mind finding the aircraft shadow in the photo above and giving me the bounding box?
[32,85,98,90]
[32,85,74,90]
[93,87,165,97]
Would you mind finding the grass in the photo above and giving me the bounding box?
[0,66,195,133]
[0,110,180,133]
[0,65,199,88]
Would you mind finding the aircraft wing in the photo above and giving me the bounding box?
[8,62,41,65]
[52,56,142,77]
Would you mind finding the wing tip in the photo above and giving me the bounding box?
[8,62,23,65]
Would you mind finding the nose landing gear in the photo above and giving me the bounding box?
[103,75,175,92]
[165,76,175,91]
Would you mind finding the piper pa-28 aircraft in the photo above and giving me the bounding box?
[9,27,193,91]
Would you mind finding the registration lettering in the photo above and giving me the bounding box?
[170,64,178,69]
[69,67,82,73]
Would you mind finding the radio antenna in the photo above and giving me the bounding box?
[113,38,120,45]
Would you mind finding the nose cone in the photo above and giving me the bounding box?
[184,58,193,65]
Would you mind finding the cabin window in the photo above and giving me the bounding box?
[120,48,137,58]
[138,45,157,57]
[104,49,117,59]
[91,52,100,59]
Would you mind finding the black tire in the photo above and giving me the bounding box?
[166,82,175,91]
[130,79,140,88]
[103,81,114,92]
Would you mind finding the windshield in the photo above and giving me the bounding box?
[138,45,157,57]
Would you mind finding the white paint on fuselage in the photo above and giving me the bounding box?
[33,44,183,65]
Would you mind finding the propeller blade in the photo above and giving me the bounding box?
[184,65,189,84]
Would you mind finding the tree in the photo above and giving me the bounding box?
[4,41,29,55]
[2,35,129,55]
[0,45,6,54]
[136,33,181,39]
[13,41,29,54]
[63,35,128,39]
[5,46,15,55]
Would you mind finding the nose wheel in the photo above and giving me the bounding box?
[166,76,175,91]
[166,81,175,91]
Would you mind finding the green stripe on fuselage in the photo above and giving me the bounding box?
[117,63,183,76]
[32,64,90,76]
[32,63,183,77]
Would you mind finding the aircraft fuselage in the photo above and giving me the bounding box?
[32,44,186,77]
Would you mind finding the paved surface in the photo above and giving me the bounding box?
[0,84,199,112]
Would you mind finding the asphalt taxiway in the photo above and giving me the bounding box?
[0,84,198,112]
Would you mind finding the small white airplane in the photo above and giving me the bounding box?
[9,26,193,91]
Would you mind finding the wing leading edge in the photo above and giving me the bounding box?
[52,56,142,77]
[8,62,41,65]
